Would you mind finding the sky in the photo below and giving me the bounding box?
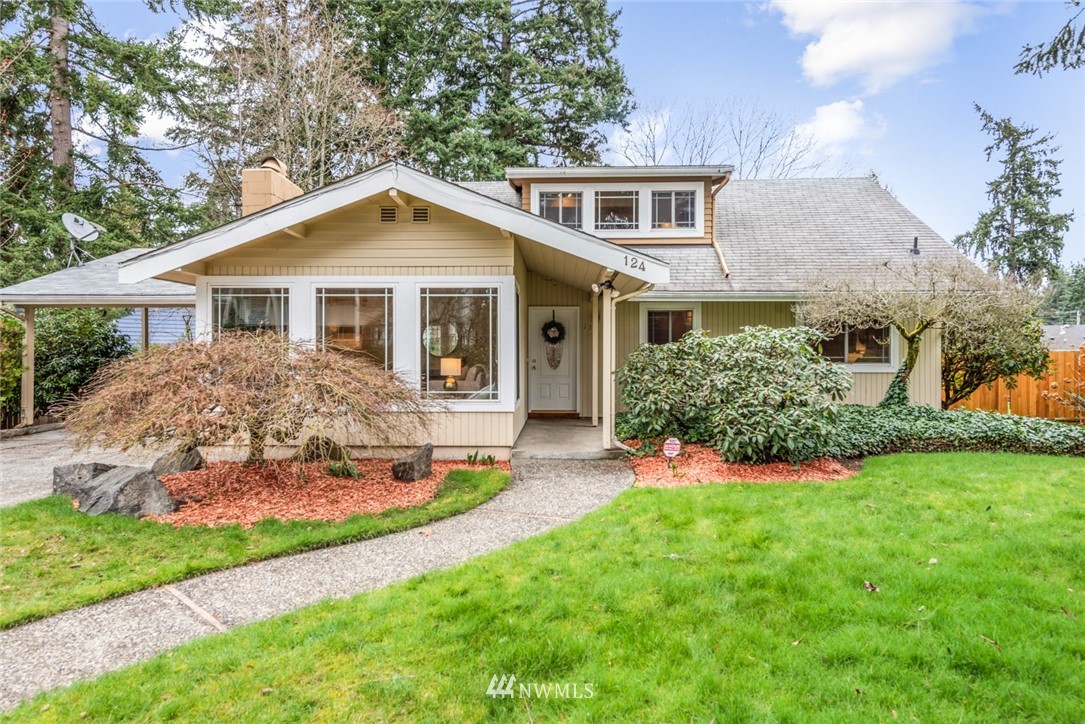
[92,0,1085,262]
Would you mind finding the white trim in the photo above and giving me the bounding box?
[639,301,703,345]
[643,292,803,302]
[196,274,517,413]
[119,163,668,286]
[506,165,732,181]
[0,296,195,307]
[530,181,705,240]
[830,326,900,374]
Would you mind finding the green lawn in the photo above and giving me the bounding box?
[0,468,508,628]
[8,452,1083,721]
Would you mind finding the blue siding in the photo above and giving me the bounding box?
[116,308,193,346]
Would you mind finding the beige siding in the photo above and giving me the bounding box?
[514,244,529,438]
[614,301,941,409]
[205,198,513,276]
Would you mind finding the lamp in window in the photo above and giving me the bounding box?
[440,357,462,391]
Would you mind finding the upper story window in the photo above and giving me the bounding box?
[594,190,639,230]
[538,191,582,229]
[652,190,697,229]
[822,326,892,365]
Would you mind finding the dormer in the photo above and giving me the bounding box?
[506,165,732,245]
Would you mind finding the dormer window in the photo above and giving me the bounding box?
[594,190,639,230]
[539,191,582,229]
[530,181,705,238]
[652,190,697,230]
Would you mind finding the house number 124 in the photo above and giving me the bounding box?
[623,255,646,271]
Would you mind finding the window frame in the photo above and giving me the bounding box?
[208,285,292,336]
[314,286,395,370]
[530,181,705,238]
[822,325,898,372]
[593,190,640,230]
[537,191,584,230]
[651,189,698,230]
[418,285,501,402]
[639,302,702,345]
[196,276,516,412]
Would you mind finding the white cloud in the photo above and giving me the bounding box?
[769,1,982,93]
[139,111,177,145]
[794,99,885,154]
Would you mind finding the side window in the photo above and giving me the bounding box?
[647,309,693,345]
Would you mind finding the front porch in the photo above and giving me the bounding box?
[511,418,624,460]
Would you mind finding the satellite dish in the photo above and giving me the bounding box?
[60,213,105,267]
[62,213,104,242]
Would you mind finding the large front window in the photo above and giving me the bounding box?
[652,190,697,229]
[420,287,499,400]
[316,288,393,369]
[822,326,892,365]
[211,287,289,333]
[539,192,582,229]
[594,190,639,230]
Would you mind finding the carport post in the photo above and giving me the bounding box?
[20,306,34,426]
[141,307,150,351]
[591,291,599,426]
[600,289,612,449]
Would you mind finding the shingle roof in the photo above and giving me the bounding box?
[456,181,521,207]
[630,177,964,296]
[0,249,194,305]
[1044,324,1085,351]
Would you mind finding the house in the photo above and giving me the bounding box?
[1,160,963,457]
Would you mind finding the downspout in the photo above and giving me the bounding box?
[710,172,732,279]
[608,282,654,452]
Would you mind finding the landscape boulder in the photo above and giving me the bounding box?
[291,436,353,463]
[392,443,433,482]
[53,462,116,498]
[78,466,177,517]
[151,447,204,477]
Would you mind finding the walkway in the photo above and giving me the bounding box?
[0,458,633,711]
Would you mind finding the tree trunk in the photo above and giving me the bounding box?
[879,335,922,407]
[49,9,74,182]
[246,419,267,465]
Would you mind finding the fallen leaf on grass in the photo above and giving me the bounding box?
[791,638,803,646]
[1062,607,1075,620]
[864,581,880,592]
[980,635,1001,651]
[261,687,274,696]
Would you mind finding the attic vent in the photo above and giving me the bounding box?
[412,206,431,224]
[379,206,398,223]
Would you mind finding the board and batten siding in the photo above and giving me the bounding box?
[613,301,941,409]
[204,199,514,276]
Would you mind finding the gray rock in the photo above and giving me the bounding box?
[80,466,177,517]
[53,462,116,498]
[291,436,352,463]
[392,443,433,482]
[151,447,204,477]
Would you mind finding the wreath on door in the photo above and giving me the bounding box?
[541,316,566,369]
[541,319,566,344]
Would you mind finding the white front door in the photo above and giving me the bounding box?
[528,306,579,412]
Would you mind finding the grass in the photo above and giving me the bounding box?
[7,452,1084,721]
[0,468,508,628]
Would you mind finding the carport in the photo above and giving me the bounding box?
[0,249,195,426]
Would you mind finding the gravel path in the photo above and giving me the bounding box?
[0,458,633,710]
[0,429,158,508]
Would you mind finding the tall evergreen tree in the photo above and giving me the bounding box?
[0,0,215,287]
[337,0,634,180]
[1016,0,1084,75]
[954,104,1074,284]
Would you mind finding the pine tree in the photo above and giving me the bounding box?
[954,105,1074,283]
[0,0,216,287]
[337,0,634,180]
[1016,0,1084,75]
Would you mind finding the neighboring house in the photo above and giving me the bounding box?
[1,160,963,456]
[1043,324,1085,352]
[115,307,193,347]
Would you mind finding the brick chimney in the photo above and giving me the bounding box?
[241,156,303,216]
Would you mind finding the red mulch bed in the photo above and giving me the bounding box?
[147,459,510,529]
[628,442,857,487]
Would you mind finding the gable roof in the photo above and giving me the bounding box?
[0,249,194,306]
[120,162,667,286]
[630,177,967,297]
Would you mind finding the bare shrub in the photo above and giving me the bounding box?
[65,332,430,465]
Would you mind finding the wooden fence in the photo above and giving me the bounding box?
[952,350,1085,422]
